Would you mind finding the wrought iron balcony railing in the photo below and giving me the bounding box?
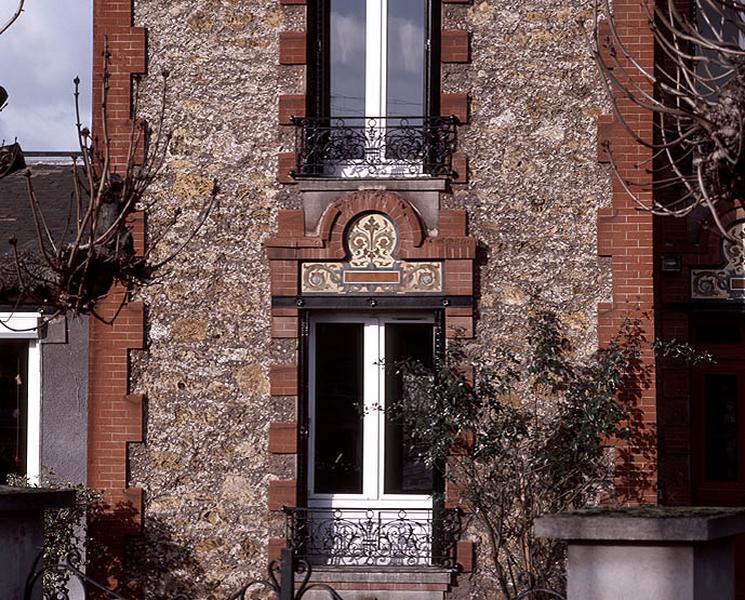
[290,116,458,178]
[283,506,461,568]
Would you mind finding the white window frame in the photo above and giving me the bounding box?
[0,312,42,484]
[307,313,434,510]
[332,0,427,178]
[364,0,387,120]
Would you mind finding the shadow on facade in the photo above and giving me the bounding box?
[613,316,658,504]
[88,500,212,600]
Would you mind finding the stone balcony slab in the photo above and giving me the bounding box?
[535,507,745,542]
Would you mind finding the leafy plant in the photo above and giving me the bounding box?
[8,473,104,594]
[652,338,714,366]
[387,312,650,597]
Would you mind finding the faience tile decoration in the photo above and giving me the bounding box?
[302,213,443,294]
[692,221,745,300]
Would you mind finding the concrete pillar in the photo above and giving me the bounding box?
[535,508,745,600]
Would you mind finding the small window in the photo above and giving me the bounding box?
[693,314,743,344]
[704,373,738,481]
[0,313,41,484]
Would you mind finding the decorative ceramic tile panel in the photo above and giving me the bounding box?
[301,213,443,294]
[692,222,745,300]
[348,213,397,268]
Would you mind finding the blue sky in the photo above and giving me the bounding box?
[0,0,92,152]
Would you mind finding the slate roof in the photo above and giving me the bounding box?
[0,163,81,301]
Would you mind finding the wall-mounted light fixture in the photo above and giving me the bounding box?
[661,255,682,273]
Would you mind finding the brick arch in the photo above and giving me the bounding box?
[695,207,745,264]
[318,190,426,258]
[266,190,477,339]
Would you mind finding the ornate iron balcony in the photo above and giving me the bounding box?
[283,506,461,568]
[290,116,458,178]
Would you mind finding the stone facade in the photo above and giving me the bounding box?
[440,1,613,355]
[90,0,644,596]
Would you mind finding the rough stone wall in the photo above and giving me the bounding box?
[128,1,300,596]
[442,0,612,355]
[441,2,614,591]
[125,0,612,596]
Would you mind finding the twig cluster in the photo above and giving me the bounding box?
[0,0,26,111]
[591,0,745,237]
[3,39,217,323]
[389,313,653,597]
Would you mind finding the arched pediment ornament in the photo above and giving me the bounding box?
[302,212,442,294]
[692,221,745,300]
[348,213,398,269]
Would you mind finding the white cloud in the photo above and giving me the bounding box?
[0,0,92,151]
[389,17,423,75]
[332,13,366,67]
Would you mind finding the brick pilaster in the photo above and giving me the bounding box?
[596,0,657,504]
[92,0,146,172]
[90,1,147,589]
[87,289,145,590]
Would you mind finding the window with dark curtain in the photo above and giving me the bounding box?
[313,323,365,494]
[0,341,28,481]
[384,322,434,494]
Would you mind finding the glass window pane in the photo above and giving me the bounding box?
[330,0,366,117]
[386,0,426,117]
[694,314,743,345]
[695,2,745,94]
[385,323,434,494]
[314,323,364,494]
[0,341,28,482]
[704,373,738,481]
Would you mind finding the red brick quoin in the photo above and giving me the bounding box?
[89,0,147,593]
[595,0,657,504]
[93,0,146,171]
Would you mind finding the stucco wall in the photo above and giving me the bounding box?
[127,0,611,596]
[41,315,88,485]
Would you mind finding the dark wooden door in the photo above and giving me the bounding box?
[690,314,745,599]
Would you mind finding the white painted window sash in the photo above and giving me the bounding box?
[26,340,41,485]
[365,0,386,120]
[308,313,432,510]
[0,312,41,484]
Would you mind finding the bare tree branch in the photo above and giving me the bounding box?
[591,0,745,239]
[0,0,24,37]
[1,36,217,322]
